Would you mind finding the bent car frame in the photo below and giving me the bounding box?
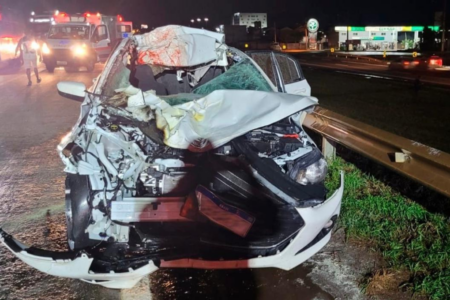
[0,25,344,289]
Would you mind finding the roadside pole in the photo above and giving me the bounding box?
[347,26,349,51]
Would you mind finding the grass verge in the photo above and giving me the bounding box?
[326,157,450,300]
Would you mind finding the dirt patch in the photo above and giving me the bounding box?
[307,228,426,300]
[306,228,376,300]
[363,269,424,300]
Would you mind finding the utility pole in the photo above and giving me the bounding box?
[442,0,447,52]
[346,26,349,51]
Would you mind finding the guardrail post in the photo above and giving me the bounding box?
[322,137,336,160]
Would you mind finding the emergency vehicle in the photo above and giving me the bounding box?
[29,11,56,39]
[41,12,132,72]
[0,6,25,61]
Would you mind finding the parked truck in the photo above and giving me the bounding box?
[41,12,132,72]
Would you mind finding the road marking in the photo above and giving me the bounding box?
[345,61,387,67]
[335,70,393,80]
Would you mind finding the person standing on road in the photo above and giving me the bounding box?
[15,31,42,86]
[14,34,24,66]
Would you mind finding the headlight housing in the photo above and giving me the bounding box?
[292,158,328,185]
[288,149,328,185]
[72,44,87,56]
[42,43,51,54]
[31,41,40,50]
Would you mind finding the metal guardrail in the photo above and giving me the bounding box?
[304,107,450,198]
[328,52,386,64]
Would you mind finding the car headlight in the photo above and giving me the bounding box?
[72,44,87,56]
[289,158,328,185]
[42,43,51,54]
[31,41,40,50]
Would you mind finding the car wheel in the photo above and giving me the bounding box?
[86,61,95,72]
[65,174,98,251]
[46,62,55,73]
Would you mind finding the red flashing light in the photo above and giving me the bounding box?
[429,58,443,66]
[85,13,91,17]
[403,61,410,65]
[97,13,101,17]
[118,15,123,22]
[60,12,66,17]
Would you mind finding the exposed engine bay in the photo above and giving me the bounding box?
[62,97,326,255]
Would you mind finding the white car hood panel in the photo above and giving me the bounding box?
[125,87,318,151]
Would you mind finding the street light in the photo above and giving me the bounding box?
[204,18,209,22]
[191,19,195,24]
[197,18,201,22]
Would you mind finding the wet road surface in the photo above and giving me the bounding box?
[295,54,450,87]
[0,62,364,300]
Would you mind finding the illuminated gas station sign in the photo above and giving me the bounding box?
[335,26,440,32]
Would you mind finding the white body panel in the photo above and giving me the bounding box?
[1,173,343,289]
[285,80,312,96]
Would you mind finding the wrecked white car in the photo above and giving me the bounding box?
[0,26,343,289]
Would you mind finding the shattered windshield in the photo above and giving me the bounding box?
[193,58,273,95]
[48,25,90,40]
[160,93,203,106]
[100,39,273,104]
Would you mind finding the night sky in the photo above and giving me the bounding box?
[1,0,448,30]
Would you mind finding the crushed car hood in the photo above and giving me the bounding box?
[115,85,318,151]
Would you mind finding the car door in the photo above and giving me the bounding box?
[91,25,111,61]
[247,51,311,96]
[273,53,311,96]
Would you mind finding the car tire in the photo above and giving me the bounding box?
[86,61,95,72]
[65,174,98,251]
[46,63,55,73]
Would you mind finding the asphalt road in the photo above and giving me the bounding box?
[295,54,450,87]
[0,63,366,299]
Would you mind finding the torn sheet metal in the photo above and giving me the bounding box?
[136,25,227,67]
[123,86,318,151]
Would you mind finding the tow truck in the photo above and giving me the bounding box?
[41,12,132,72]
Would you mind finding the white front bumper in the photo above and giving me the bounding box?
[0,172,344,289]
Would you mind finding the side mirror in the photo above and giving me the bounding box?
[57,81,86,102]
